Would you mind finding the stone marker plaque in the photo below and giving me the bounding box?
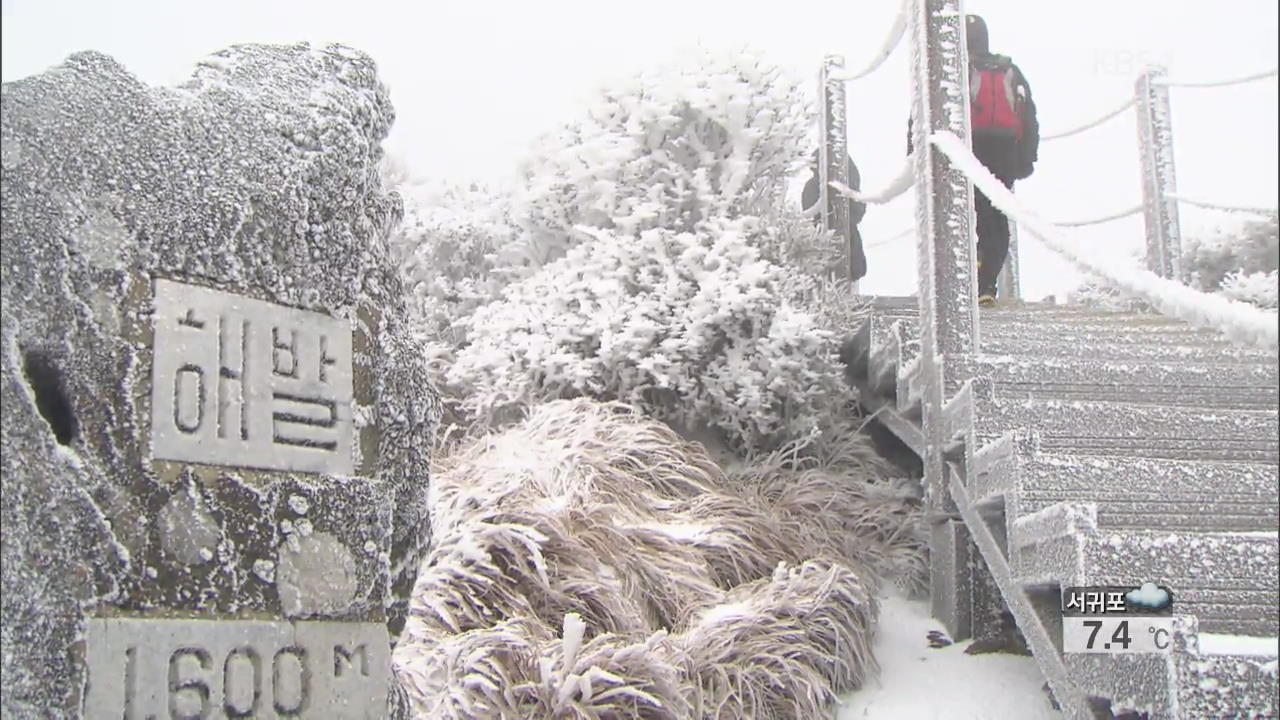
[83,618,389,719]
[2,43,441,718]
[150,278,355,475]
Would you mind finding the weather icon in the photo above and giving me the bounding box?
[1125,582,1172,611]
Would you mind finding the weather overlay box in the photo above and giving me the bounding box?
[1062,582,1175,654]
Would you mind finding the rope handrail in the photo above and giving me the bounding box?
[1166,193,1278,216]
[1154,67,1278,89]
[930,130,1278,349]
[828,0,910,82]
[1041,98,1136,142]
[1051,204,1145,227]
[866,226,916,249]
[827,152,916,206]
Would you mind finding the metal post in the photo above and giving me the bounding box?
[819,55,854,284]
[997,222,1021,301]
[1135,66,1183,280]
[909,0,978,638]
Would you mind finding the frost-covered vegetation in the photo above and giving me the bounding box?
[392,400,924,719]
[1070,213,1278,312]
[382,50,925,719]
[388,49,870,454]
[1183,212,1278,309]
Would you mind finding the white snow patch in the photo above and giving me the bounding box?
[697,601,755,626]
[1196,633,1279,657]
[634,522,710,541]
[838,590,1062,719]
[288,494,311,515]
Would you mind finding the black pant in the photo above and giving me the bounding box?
[973,177,1014,297]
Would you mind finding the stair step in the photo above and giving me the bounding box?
[1014,454,1279,532]
[976,399,1279,462]
[947,355,1278,393]
[1014,527,1278,636]
[1084,529,1278,636]
[884,314,1233,341]
[1171,645,1279,719]
[978,336,1275,363]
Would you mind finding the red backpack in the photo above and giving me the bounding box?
[970,55,1025,141]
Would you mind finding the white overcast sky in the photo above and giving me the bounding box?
[3,0,1277,299]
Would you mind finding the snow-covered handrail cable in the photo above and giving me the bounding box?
[827,152,916,205]
[1165,193,1278,216]
[930,130,1279,349]
[1051,204,1145,227]
[866,226,916,250]
[1041,98,1135,142]
[1154,67,1278,89]
[827,0,910,82]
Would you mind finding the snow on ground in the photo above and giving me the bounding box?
[837,588,1063,720]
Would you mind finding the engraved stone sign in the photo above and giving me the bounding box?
[83,618,390,719]
[2,43,440,718]
[150,279,355,475]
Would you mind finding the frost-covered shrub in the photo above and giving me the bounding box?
[432,50,853,451]
[509,48,812,268]
[1067,278,1153,312]
[446,219,848,451]
[752,200,845,275]
[1219,270,1278,309]
[1183,213,1278,309]
[388,183,519,345]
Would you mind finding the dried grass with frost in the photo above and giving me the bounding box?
[394,398,924,718]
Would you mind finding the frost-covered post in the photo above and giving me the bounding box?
[910,0,978,638]
[998,222,1021,300]
[909,0,978,360]
[818,54,854,284]
[1135,66,1183,280]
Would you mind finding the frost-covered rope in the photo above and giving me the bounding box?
[1051,204,1145,227]
[828,152,916,205]
[828,0,910,82]
[1041,98,1135,142]
[930,130,1278,349]
[1166,193,1278,216]
[1154,67,1278,89]
[866,226,916,249]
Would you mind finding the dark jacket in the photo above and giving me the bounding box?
[801,157,867,281]
[801,158,866,227]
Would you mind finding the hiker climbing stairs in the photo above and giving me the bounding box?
[845,296,1279,719]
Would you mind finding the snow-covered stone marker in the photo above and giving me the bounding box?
[1,43,440,719]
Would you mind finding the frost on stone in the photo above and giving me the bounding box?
[252,559,276,583]
[288,494,311,516]
[2,41,440,715]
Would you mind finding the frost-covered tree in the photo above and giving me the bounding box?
[1069,213,1278,312]
[388,182,520,346]
[441,50,855,451]
[1183,213,1278,309]
[508,49,812,268]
